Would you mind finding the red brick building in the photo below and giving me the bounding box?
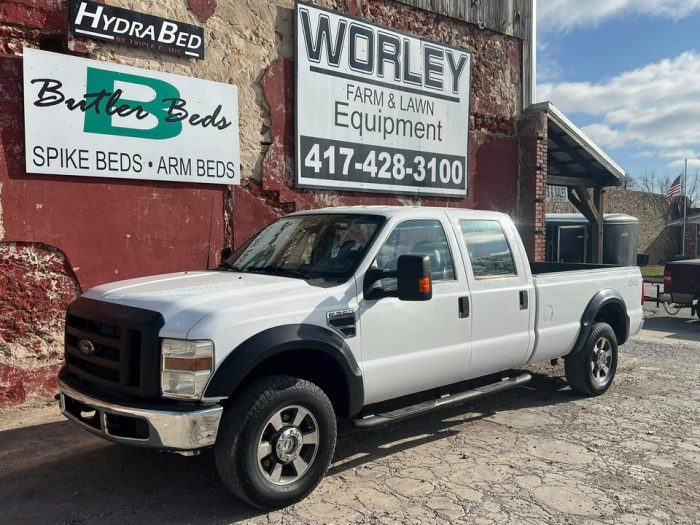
[0,0,623,405]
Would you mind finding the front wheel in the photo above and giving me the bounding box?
[215,375,337,510]
[565,322,618,396]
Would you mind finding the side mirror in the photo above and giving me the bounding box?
[220,246,233,263]
[397,254,432,301]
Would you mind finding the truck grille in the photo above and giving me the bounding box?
[64,297,164,398]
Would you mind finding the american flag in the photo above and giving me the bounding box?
[666,175,682,203]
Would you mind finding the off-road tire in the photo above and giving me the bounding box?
[214,375,336,510]
[565,322,618,396]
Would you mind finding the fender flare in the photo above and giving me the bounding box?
[204,324,364,417]
[571,289,630,355]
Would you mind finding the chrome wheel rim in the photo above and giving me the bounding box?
[590,337,613,385]
[256,405,319,486]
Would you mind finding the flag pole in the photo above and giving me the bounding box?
[683,158,688,256]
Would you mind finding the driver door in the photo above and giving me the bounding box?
[358,217,472,405]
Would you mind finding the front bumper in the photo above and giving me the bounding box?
[58,379,223,451]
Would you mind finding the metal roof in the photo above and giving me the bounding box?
[546,213,639,224]
[394,0,534,40]
[527,102,626,187]
[668,214,700,226]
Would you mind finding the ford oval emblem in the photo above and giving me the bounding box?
[78,339,95,355]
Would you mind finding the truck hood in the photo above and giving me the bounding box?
[82,271,319,337]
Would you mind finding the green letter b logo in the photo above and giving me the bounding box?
[83,67,182,140]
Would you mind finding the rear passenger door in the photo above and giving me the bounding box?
[455,218,533,377]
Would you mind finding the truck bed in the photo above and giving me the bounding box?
[527,263,643,365]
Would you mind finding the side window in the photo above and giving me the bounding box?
[460,220,517,278]
[371,219,455,292]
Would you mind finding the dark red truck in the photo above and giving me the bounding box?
[663,260,700,318]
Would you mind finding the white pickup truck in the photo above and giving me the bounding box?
[58,206,644,509]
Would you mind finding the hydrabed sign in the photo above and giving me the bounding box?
[70,0,205,59]
[23,48,240,185]
[295,3,471,197]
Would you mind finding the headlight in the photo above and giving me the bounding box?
[161,339,214,400]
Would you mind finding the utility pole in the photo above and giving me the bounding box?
[683,158,688,256]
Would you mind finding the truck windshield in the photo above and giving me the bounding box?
[221,214,385,281]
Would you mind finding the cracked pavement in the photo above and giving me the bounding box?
[1,326,698,524]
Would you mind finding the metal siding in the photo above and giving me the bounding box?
[394,0,532,40]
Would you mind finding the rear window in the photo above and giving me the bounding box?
[460,220,516,278]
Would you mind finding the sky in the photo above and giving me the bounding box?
[536,0,700,190]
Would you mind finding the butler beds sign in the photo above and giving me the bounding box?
[69,0,205,59]
[23,48,240,185]
[295,2,471,197]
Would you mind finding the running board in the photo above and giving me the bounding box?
[352,373,532,429]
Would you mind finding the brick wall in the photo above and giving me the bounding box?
[0,0,529,405]
[517,111,547,261]
[685,223,697,258]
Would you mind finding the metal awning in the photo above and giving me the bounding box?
[668,214,700,226]
[524,102,627,263]
[527,101,626,188]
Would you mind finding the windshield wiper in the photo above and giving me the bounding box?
[217,261,241,272]
[242,266,310,279]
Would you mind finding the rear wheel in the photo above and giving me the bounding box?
[215,375,336,510]
[565,322,618,396]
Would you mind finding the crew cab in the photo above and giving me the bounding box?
[58,206,644,509]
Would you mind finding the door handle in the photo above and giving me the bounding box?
[519,290,529,310]
[458,296,470,318]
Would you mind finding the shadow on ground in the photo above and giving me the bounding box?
[0,369,572,524]
[640,310,700,342]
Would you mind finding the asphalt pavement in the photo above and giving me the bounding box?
[1,335,699,524]
[641,282,700,343]
[0,283,697,524]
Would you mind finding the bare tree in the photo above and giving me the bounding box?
[637,169,659,194]
[687,169,699,206]
[621,173,635,189]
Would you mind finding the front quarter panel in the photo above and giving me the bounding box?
[187,278,362,404]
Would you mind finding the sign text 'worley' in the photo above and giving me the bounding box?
[299,8,469,95]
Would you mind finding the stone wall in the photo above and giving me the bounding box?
[0,243,80,404]
[546,188,681,265]
[81,0,525,242]
[0,0,528,405]
[684,223,697,259]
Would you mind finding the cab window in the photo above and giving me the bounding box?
[369,219,455,293]
[460,220,516,278]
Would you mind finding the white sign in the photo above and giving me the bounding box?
[546,185,569,203]
[295,3,471,197]
[23,48,240,185]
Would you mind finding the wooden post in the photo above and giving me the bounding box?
[568,185,606,263]
[593,187,606,263]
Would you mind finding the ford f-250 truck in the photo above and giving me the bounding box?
[58,207,644,509]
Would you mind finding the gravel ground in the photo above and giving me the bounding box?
[1,335,699,524]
